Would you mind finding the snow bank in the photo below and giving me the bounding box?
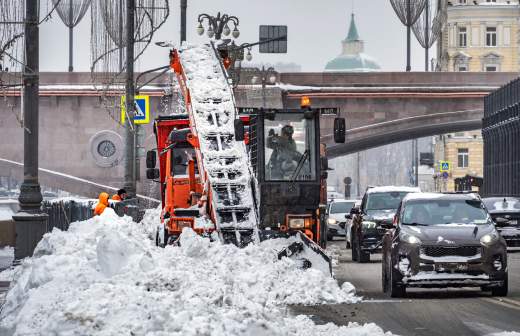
[0,208,390,336]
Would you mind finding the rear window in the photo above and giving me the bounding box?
[330,201,355,214]
[366,192,409,211]
[483,198,520,211]
[403,199,489,225]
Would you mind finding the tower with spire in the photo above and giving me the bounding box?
[325,13,381,72]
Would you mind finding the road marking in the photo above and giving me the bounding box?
[482,297,520,311]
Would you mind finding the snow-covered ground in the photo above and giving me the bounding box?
[0,208,391,336]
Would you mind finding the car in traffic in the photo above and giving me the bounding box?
[350,186,420,262]
[382,192,508,298]
[326,199,360,241]
[482,197,520,250]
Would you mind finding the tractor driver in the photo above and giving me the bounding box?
[266,125,302,179]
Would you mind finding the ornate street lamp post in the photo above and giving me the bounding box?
[197,12,240,40]
[250,66,276,108]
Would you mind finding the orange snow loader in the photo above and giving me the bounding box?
[145,45,346,275]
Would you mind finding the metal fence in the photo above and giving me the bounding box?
[483,77,520,197]
[42,200,96,232]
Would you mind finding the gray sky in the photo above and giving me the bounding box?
[40,0,430,72]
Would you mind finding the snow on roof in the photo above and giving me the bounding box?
[366,186,421,194]
[403,192,480,202]
[0,208,390,336]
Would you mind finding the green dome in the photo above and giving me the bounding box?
[325,53,381,72]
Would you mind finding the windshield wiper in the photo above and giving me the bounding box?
[290,149,309,182]
[402,222,429,226]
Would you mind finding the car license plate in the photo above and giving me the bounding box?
[435,263,468,272]
[509,220,518,225]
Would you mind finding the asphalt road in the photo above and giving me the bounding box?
[291,239,520,336]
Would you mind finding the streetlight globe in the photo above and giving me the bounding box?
[207,27,215,38]
[251,76,258,84]
[269,75,277,84]
[223,24,231,36]
[232,27,240,38]
[197,22,204,36]
[245,50,252,62]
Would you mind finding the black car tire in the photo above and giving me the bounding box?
[491,275,508,297]
[357,234,370,263]
[388,256,406,298]
[382,252,389,293]
[351,230,359,262]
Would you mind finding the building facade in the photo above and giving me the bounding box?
[434,131,484,192]
[437,0,520,72]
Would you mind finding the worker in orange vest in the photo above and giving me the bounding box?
[94,192,110,216]
[112,189,127,201]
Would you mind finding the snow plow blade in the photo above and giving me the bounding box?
[277,231,332,276]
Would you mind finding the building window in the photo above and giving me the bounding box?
[486,0,497,2]
[486,65,498,72]
[458,27,467,47]
[486,27,497,47]
[458,148,469,168]
[459,0,466,3]
[458,65,468,71]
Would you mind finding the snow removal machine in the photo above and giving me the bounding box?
[145,43,346,275]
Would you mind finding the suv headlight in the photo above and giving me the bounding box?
[362,221,377,229]
[289,218,305,229]
[328,218,337,225]
[401,232,421,245]
[480,232,499,245]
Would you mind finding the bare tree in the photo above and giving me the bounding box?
[389,0,427,71]
[412,0,446,71]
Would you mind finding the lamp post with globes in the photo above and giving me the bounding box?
[250,66,276,108]
[197,12,240,40]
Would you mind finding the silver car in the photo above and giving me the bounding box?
[326,199,360,241]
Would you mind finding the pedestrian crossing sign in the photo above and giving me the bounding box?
[440,161,451,172]
[121,95,150,124]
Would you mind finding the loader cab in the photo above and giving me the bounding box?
[237,101,338,247]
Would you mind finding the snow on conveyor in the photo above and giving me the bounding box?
[0,209,393,336]
[178,44,257,232]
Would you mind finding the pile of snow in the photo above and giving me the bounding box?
[0,209,391,336]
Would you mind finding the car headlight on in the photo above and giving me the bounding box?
[362,221,377,229]
[401,233,422,245]
[480,232,499,245]
[328,218,337,225]
[289,218,305,229]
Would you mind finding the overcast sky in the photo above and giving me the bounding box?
[39,0,431,72]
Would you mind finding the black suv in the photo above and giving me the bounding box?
[382,192,508,298]
[349,186,420,262]
[483,197,520,250]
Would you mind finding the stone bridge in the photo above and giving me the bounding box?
[0,71,517,197]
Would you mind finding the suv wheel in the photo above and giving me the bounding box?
[491,275,508,297]
[351,231,359,262]
[382,252,389,293]
[388,256,406,298]
[357,233,370,263]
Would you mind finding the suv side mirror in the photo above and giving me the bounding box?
[234,119,245,141]
[334,117,346,143]
[146,168,160,180]
[345,213,352,220]
[146,150,157,169]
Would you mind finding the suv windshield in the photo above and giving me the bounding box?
[366,192,409,211]
[330,201,356,214]
[403,199,489,225]
[264,113,316,181]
